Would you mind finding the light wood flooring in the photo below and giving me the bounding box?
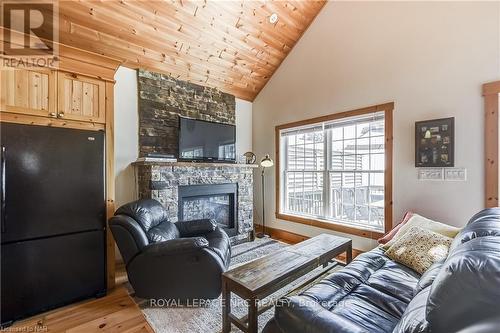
[9,265,153,333]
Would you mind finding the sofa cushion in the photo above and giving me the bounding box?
[147,221,180,243]
[385,226,452,274]
[392,286,430,333]
[262,317,283,333]
[426,208,500,332]
[414,259,444,295]
[116,199,168,232]
[274,295,369,333]
[274,247,420,333]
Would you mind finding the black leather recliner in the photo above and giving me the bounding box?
[263,207,500,333]
[109,199,231,300]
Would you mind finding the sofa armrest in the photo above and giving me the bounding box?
[142,237,209,257]
[175,219,217,237]
[109,215,149,265]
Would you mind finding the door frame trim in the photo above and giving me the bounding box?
[483,81,500,208]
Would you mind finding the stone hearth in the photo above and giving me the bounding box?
[135,161,256,243]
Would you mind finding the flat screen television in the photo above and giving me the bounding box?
[178,117,236,163]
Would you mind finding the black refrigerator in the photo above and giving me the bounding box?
[0,123,107,326]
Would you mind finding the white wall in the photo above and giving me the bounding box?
[236,98,253,158]
[114,66,139,208]
[253,1,500,251]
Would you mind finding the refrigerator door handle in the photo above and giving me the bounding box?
[1,145,5,233]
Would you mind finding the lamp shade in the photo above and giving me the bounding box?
[260,154,274,168]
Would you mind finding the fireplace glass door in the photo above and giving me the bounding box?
[178,183,238,236]
[182,194,232,228]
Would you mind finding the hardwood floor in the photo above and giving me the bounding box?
[115,262,128,286]
[10,267,153,333]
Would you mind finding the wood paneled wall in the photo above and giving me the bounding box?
[56,0,326,101]
[2,1,326,101]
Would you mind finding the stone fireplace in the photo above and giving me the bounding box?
[135,70,253,243]
[178,183,238,237]
[135,161,256,243]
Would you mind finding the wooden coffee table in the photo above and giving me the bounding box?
[222,234,352,333]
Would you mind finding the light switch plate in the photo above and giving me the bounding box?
[417,168,443,181]
[444,168,467,181]
[417,167,467,181]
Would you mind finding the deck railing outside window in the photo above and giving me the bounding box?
[279,111,386,232]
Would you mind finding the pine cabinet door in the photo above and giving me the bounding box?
[58,72,106,123]
[0,69,56,117]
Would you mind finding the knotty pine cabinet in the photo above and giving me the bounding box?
[58,72,106,124]
[1,68,106,125]
[0,68,56,118]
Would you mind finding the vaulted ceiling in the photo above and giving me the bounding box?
[57,0,326,101]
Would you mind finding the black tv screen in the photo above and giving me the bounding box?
[178,117,236,162]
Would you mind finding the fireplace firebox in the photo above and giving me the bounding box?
[178,183,238,236]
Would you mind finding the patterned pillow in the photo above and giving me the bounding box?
[382,213,460,250]
[385,226,453,274]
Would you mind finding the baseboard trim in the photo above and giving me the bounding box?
[254,224,364,261]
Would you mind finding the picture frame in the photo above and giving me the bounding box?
[415,117,454,167]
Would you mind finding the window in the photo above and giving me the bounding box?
[276,103,393,237]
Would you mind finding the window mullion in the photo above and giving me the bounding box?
[354,125,358,223]
[324,126,331,218]
[283,135,288,213]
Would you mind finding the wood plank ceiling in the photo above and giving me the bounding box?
[57,0,326,101]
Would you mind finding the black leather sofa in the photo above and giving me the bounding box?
[109,199,231,300]
[263,208,500,333]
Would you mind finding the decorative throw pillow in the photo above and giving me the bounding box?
[378,211,414,244]
[385,226,453,274]
[382,213,460,250]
